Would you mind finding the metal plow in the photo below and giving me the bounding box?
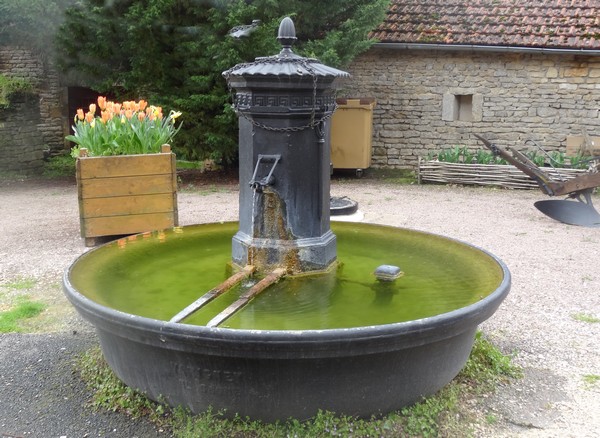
[475,134,600,227]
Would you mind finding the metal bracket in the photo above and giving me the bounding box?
[249,154,281,192]
[315,120,325,143]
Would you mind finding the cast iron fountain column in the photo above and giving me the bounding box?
[224,17,349,274]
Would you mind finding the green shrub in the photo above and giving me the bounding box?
[430,146,588,169]
[43,154,76,178]
[0,75,34,108]
[56,0,389,163]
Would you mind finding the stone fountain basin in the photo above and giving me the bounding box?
[63,223,510,422]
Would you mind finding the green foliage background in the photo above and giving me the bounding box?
[0,0,76,55]
[55,0,388,162]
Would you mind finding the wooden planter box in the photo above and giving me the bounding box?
[418,159,588,190]
[77,144,178,246]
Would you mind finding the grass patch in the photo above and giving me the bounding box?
[42,154,76,178]
[177,160,204,170]
[364,168,416,184]
[0,169,30,180]
[459,332,523,393]
[332,168,416,184]
[571,312,600,324]
[179,183,232,195]
[77,331,520,437]
[3,276,37,291]
[78,348,170,424]
[583,374,600,388]
[0,297,46,333]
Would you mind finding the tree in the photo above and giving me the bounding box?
[0,0,76,55]
[56,0,388,162]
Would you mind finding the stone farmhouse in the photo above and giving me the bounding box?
[1,0,600,173]
[344,0,600,169]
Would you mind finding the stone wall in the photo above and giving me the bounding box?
[345,48,600,169]
[0,93,45,173]
[0,47,66,173]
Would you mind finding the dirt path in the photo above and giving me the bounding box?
[0,177,598,437]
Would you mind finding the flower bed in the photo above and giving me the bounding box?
[418,159,588,190]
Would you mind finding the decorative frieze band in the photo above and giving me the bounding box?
[234,92,336,110]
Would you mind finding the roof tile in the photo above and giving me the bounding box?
[372,0,600,50]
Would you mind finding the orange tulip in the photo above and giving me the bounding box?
[113,103,122,113]
[125,109,133,119]
[137,112,145,122]
[101,110,110,124]
[85,111,94,123]
[97,96,107,111]
[139,100,148,111]
[89,103,97,114]
[76,108,84,121]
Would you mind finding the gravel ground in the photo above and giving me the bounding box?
[0,176,599,437]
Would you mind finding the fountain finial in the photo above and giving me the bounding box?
[278,17,297,56]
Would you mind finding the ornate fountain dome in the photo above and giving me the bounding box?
[223,17,350,81]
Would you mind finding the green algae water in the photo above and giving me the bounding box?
[68,222,504,330]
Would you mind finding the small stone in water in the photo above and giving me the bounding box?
[374,264,403,281]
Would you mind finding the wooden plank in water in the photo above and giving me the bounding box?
[206,268,286,328]
[170,265,255,323]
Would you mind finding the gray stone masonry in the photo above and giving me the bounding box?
[0,93,45,173]
[0,47,67,172]
[345,49,600,169]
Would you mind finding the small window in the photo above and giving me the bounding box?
[455,94,473,121]
[442,92,480,122]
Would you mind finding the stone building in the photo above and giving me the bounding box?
[0,47,66,173]
[345,0,600,169]
[3,1,600,173]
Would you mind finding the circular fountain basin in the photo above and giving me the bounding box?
[63,222,510,421]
